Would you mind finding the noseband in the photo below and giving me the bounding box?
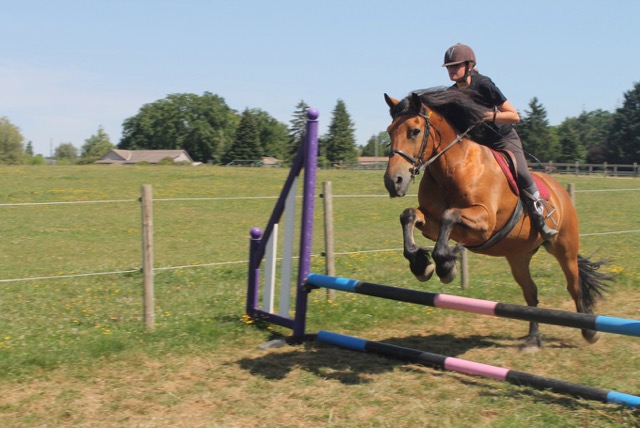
[388,107,477,179]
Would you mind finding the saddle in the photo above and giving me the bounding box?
[465,149,550,252]
[491,149,550,200]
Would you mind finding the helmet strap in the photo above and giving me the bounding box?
[455,62,472,84]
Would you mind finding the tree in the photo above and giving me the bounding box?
[81,126,114,162]
[360,132,389,157]
[516,98,559,163]
[555,124,584,163]
[119,92,237,163]
[556,109,613,164]
[25,141,34,156]
[55,143,78,163]
[323,99,358,164]
[603,82,640,163]
[287,100,310,162]
[0,117,26,165]
[250,109,289,159]
[222,109,261,164]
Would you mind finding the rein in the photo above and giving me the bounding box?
[389,108,478,179]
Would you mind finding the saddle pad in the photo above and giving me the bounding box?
[492,150,550,200]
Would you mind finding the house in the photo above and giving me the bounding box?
[358,156,387,169]
[95,149,195,165]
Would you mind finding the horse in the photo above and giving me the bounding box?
[383,88,610,348]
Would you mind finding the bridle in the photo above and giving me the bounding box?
[388,107,477,180]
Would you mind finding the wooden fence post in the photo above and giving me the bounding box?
[568,183,575,205]
[460,247,469,290]
[141,184,155,331]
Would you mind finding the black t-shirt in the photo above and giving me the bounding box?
[450,73,513,141]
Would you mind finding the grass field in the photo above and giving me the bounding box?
[1,165,639,427]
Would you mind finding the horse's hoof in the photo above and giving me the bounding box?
[437,265,457,284]
[520,335,543,351]
[439,270,456,284]
[520,344,541,353]
[415,263,435,282]
[582,330,601,344]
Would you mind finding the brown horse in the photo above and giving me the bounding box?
[383,88,610,348]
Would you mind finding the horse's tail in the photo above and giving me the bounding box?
[577,254,612,314]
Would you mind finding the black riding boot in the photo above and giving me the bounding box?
[523,196,558,241]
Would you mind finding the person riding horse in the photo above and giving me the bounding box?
[443,43,557,241]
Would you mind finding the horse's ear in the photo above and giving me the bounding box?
[410,92,423,112]
[384,93,398,108]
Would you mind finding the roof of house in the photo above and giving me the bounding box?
[358,156,388,164]
[95,150,194,165]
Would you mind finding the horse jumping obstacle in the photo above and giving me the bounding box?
[305,273,640,339]
[244,109,640,408]
[317,330,640,408]
[305,273,640,407]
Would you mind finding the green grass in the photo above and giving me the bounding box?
[0,165,640,427]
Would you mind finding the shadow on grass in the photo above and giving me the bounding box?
[235,331,612,411]
[238,332,516,384]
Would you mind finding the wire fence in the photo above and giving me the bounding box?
[1,189,640,284]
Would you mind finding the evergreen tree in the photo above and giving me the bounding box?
[287,100,310,162]
[556,124,584,163]
[360,132,389,157]
[81,126,114,162]
[516,97,559,162]
[25,141,34,156]
[222,109,261,164]
[0,117,26,165]
[603,82,640,163]
[324,99,358,164]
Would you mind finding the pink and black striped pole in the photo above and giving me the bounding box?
[306,273,640,338]
[317,330,640,408]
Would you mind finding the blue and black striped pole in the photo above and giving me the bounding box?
[306,273,640,338]
[318,330,640,408]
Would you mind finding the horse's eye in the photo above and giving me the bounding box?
[411,128,421,138]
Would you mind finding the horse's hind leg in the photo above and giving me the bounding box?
[506,252,543,349]
[400,208,435,281]
[551,247,608,344]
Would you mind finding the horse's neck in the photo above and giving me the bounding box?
[428,123,489,186]
[430,116,479,174]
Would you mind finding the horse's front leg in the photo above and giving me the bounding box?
[400,207,435,281]
[432,208,463,284]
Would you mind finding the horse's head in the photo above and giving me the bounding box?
[383,92,433,197]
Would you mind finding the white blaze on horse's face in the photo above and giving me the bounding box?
[384,114,426,198]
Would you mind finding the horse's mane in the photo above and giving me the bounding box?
[390,87,488,135]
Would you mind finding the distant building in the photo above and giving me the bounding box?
[95,150,195,165]
[358,156,387,168]
[226,157,282,167]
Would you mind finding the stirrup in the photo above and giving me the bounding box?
[533,198,559,240]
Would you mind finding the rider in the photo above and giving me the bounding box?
[442,43,558,241]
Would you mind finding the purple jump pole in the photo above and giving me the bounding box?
[292,108,319,339]
[245,108,319,340]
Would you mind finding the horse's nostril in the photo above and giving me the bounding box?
[396,176,403,184]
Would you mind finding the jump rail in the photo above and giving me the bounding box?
[317,330,640,408]
[306,273,640,338]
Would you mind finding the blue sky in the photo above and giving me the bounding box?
[2,0,639,156]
